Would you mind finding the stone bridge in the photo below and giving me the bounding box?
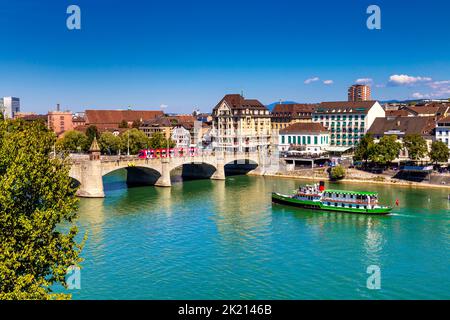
[69,152,266,198]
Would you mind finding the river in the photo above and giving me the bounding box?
[68,171,450,299]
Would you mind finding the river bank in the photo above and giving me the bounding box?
[255,171,450,190]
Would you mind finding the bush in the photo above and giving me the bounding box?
[330,165,346,180]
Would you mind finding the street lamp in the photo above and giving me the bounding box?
[127,129,130,156]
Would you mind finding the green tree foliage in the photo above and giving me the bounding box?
[120,129,151,154]
[118,120,129,128]
[330,165,346,180]
[85,125,100,146]
[131,120,142,129]
[429,141,449,163]
[99,132,122,155]
[56,130,89,153]
[148,132,176,149]
[354,134,375,163]
[369,135,402,165]
[0,119,84,300]
[403,134,428,161]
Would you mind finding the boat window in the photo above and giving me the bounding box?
[356,205,360,209]
[341,203,345,207]
[334,203,337,207]
[363,206,367,209]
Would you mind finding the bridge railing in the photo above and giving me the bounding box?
[70,150,266,163]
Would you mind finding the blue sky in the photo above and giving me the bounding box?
[0,0,449,114]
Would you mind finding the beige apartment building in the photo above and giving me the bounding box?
[211,94,271,153]
[271,103,316,130]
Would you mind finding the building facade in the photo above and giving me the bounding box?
[436,116,450,148]
[211,94,271,153]
[367,116,436,161]
[278,122,330,153]
[312,101,385,148]
[271,103,316,131]
[1,97,20,119]
[48,111,74,136]
[348,85,371,102]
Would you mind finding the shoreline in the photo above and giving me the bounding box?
[256,172,450,190]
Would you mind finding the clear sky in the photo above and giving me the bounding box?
[1,0,449,114]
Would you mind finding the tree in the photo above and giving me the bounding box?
[120,129,151,155]
[85,125,100,146]
[131,120,142,129]
[403,134,428,161]
[118,120,129,128]
[149,131,176,149]
[370,135,402,165]
[429,141,449,163]
[56,130,89,153]
[0,119,84,299]
[99,132,122,155]
[330,165,346,180]
[354,134,375,163]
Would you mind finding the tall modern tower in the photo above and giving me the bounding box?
[348,85,371,102]
[2,97,21,118]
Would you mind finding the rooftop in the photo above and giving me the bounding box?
[280,122,328,134]
[367,116,436,137]
[314,101,379,114]
[85,109,164,127]
[272,103,316,114]
[213,94,267,111]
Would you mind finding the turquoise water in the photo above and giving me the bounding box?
[69,172,450,299]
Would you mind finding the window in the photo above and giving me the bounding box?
[314,136,318,144]
[307,136,311,144]
[288,136,291,144]
[281,136,285,144]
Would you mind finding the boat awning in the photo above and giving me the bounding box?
[400,165,433,172]
[325,189,378,196]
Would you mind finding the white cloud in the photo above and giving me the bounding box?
[355,78,373,85]
[411,92,430,99]
[388,74,432,86]
[304,77,320,84]
[409,80,450,99]
[323,80,334,85]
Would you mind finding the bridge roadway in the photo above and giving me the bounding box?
[69,152,268,198]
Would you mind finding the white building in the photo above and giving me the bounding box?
[312,101,385,149]
[171,125,192,149]
[436,116,450,148]
[278,122,330,153]
[1,97,21,119]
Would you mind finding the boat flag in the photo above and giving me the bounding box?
[395,198,399,206]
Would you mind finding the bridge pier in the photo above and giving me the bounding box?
[211,154,225,180]
[76,159,105,198]
[155,158,172,187]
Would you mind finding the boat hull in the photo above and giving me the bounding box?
[272,192,392,215]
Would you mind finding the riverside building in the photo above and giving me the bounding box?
[210,94,271,153]
[312,101,385,148]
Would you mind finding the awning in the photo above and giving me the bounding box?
[400,165,433,172]
[324,146,353,152]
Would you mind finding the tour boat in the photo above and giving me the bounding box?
[272,182,392,215]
